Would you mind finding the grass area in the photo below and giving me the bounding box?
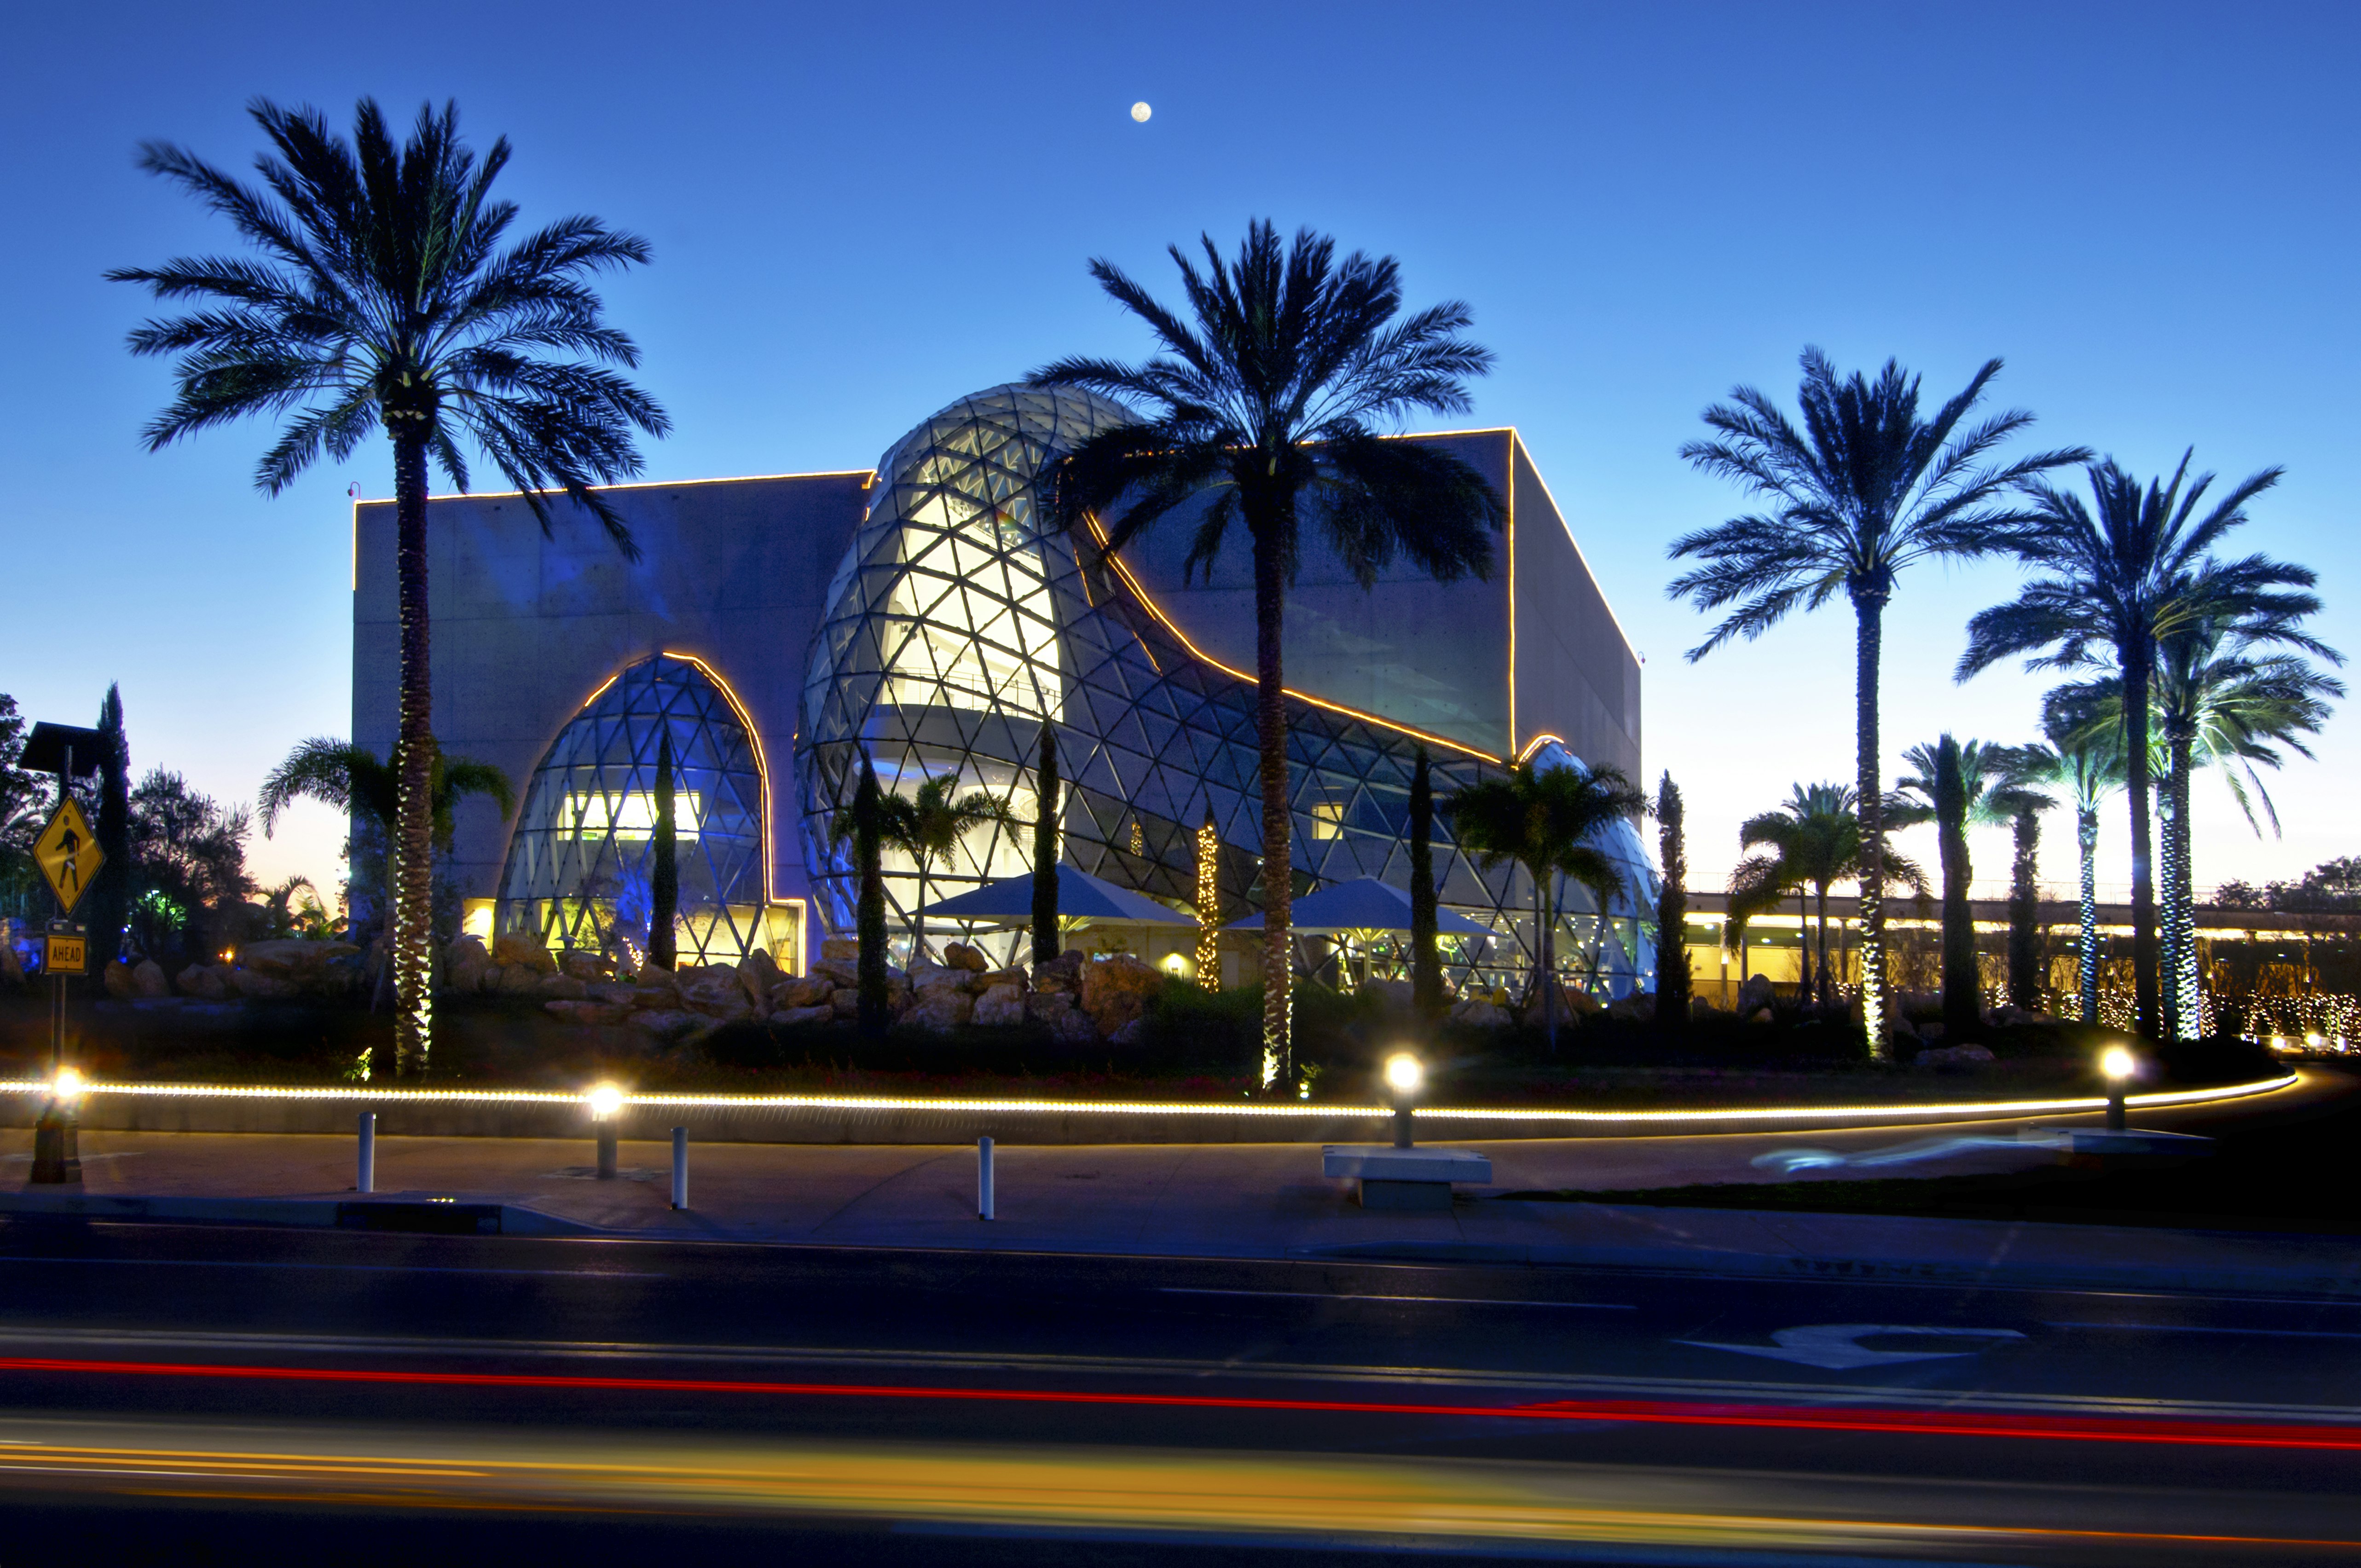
[1497,1064,2360,1234]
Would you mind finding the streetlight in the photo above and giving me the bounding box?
[588,1082,623,1179]
[31,1065,84,1185]
[2099,1044,2135,1133]
[1383,1052,1423,1149]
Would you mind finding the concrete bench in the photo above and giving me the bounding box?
[1322,1145,1493,1211]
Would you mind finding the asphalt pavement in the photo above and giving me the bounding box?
[0,1213,2357,1562]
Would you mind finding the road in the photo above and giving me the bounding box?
[0,1215,2355,1563]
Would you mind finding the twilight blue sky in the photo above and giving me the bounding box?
[3,0,2353,907]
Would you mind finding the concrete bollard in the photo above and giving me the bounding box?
[671,1126,688,1210]
[357,1111,376,1194]
[596,1122,618,1180]
[978,1136,995,1221]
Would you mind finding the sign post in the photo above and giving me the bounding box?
[30,795,100,1186]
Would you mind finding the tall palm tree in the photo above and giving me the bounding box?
[111,98,666,1075]
[1894,737,2038,1037]
[1670,350,2084,1057]
[2027,691,2125,1025]
[1032,221,1502,1086]
[2052,622,2341,1037]
[1730,782,1926,1008]
[1986,747,2058,1011]
[874,775,1016,965]
[1443,760,1647,1051]
[1961,456,2320,1038]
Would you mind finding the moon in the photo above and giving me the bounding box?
[1130,102,1152,123]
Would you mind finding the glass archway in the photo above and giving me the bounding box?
[496,653,791,965]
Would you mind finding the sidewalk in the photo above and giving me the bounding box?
[8,1083,2359,1300]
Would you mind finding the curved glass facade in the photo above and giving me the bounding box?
[793,384,1656,994]
[496,653,793,965]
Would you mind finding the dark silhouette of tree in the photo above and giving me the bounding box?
[647,729,677,971]
[1654,772,1690,1032]
[89,685,132,965]
[1033,221,1501,1087]
[1409,746,1443,1011]
[1032,726,1061,965]
[1895,738,2039,1038]
[830,755,892,1038]
[112,98,665,1074]
[1671,349,2083,1056]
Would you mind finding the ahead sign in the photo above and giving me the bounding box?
[44,933,86,975]
[33,799,101,915]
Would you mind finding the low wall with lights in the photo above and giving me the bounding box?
[0,1073,2301,1145]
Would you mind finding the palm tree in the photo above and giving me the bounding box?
[1410,746,1445,1011]
[1653,772,1690,1031]
[111,98,666,1076]
[1987,748,2058,1011]
[1894,737,2037,1038]
[1670,350,2084,1057]
[1032,221,1502,1086]
[1729,782,1925,1009]
[1443,760,1646,1051]
[2026,691,2125,1025]
[873,775,1015,965]
[1961,455,2321,1039]
[2051,622,2341,1037]
[1031,725,1061,965]
[259,737,515,857]
[834,756,891,1038]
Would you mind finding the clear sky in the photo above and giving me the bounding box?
[3,0,2352,910]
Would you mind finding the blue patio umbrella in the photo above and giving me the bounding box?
[918,863,1198,930]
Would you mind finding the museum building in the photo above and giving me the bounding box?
[351,384,1654,994]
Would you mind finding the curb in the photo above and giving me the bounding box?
[0,1191,596,1237]
[1287,1237,2361,1301]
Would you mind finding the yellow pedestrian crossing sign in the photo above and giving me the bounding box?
[34,799,101,915]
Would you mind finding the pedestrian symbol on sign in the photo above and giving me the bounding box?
[33,799,103,916]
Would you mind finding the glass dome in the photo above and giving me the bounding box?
[496,653,793,966]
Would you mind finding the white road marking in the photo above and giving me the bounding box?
[1677,1324,2026,1371]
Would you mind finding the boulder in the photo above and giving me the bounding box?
[1735,972,1777,1015]
[446,949,493,995]
[1358,978,1413,1009]
[1605,992,1651,1023]
[583,981,639,1006]
[771,976,831,1010]
[492,932,558,974]
[829,987,861,1019]
[820,936,859,963]
[497,964,544,995]
[103,960,136,999]
[1032,951,1085,995]
[942,941,990,973]
[131,959,168,998]
[681,978,752,1021]
[230,968,301,1000]
[1447,997,1510,1030]
[1984,1004,2058,1029]
[545,999,629,1026]
[810,958,859,988]
[906,988,974,1034]
[1916,1042,1996,1070]
[176,964,229,1000]
[1748,1007,1774,1024]
[535,972,590,1001]
[628,1008,704,1040]
[737,948,781,1007]
[0,941,22,989]
[978,966,1028,992]
[1079,954,1162,1036]
[1564,986,1604,1018]
[972,982,1027,1027]
[1025,990,1098,1042]
[559,949,608,983]
[632,967,680,996]
[770,1004,835,1028]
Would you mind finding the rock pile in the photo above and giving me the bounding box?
[169,938,365,1001]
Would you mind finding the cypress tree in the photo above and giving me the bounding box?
[647,729,677,970]
[1408,745,1441,1009]
[1031,724,1060,965]
[90,684,132,965]
[1934,737,1979,1039]
[855,755,890,1036]
[1654,771,1690,1032]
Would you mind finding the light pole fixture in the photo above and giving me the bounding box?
[588,1082,623,1179]
[2099,1044,2135,1133]
[31,1065,84,1185]
[1383,1052,1423,1149]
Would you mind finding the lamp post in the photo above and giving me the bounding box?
[2100,1044,2135,1133]
[588,1082,623,1178]
[1384,1052,1423,1149]
[31,1066,83,1185]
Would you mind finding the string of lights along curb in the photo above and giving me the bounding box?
[0,1074,2300,1121]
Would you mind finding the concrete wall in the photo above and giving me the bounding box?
[352,472,872,908]
[1509,439,1643,778]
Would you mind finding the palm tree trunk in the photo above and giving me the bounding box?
[2156,748,2183,1041]
[648,728,677,970]
[1797,888,1813,1003]
[1937,742,1977,1040]
[911,863,928,968]
[1851,590,1891,1057]
[1815,883,1831,1007]
[1537,868,1557,1053]
[1032,726,1060,966]
[1251,529,1293,1089]
[1409,746,1441,1010]
[391,432,436,1076]
[2123,653,2159,1039]
[854,759,889,1039]
[2165,733,2199,1039]
[2008,811,2040,1011]
[2077,807,2101,1024]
